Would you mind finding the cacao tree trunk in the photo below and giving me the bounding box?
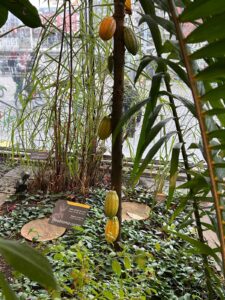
[112,0,125,246]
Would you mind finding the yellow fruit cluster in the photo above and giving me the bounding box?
[104,190,119,243]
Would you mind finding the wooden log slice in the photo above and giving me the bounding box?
[21,218,66,241]
[122,202,151,222]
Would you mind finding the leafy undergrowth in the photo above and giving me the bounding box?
[0,188,224,300]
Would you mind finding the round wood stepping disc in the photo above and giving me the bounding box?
[122,202,151,222]
[21,218,66,241]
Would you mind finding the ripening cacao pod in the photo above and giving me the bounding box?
[99,16,116,41]
[98,116,112,140]
[107,55,114,73]
[124,27,139,56]
[125,0,132,15]
[104,190,119,218]
[105,216,119,243]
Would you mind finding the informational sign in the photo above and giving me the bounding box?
[49,200,90,228]
[30,151,49,160]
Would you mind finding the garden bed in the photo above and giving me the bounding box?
[0,188,223,299]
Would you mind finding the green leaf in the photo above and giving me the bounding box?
[201,85,225,102]
[0,4,8,27]
[162,40,181,60]
[159,91,196,118]
[103,290,114,300]
[165,59,190,87]
[195,62,225,81]
[113,98,150,144]
[124,256,132,270]
[134,252,148,269]
[177,174,210,194]
[207,129,225,140]
[186,14,225,43]
[135,55,156,83]
[154,0,169,12]
[210,143,225,150]
[173,232,221,264]
[138,3,163,54]
[140,118,173,156]
[190,40,225,59]
[0,0,42,28]
[112,259,121,277]
[170,196,189,223]
[0,273,18,300]
[180,0,225,22]
[139,14,175,35]
[133,72,164,174]
[138,0,155,15]
[155,242,161,252]
[0,238,57,290]
[204,109,225,116]
[167,143,182,209]
[132,132,176,184]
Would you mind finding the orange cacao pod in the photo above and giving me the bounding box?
[99,16,116,41]
[105,216,119,243]
[98,116,112,140]
[104,190,119,218]
[124,26,139,56]
[125,0,132,15]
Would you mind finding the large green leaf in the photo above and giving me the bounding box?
[133,72,164,174]
[112,97,151,144]
[162,40,181,60]
[191,40,225,59]
[173,232,221,264]
[0,0,42,28]
[159,91,196,118]
[186,13,225,43]
[195,62,225,81]
[138,0,155,15]
[204,109,225,116]
[138,117,173,162]
[201,85,225,102]
[134,56,156,83]
[177,174,210,194]
[0,4,8,27]
[139,0,162,54]
[0,273,18,300]
[180,0,225,22]
[153,15,175,34]
[154,0,169,12]
[165,59,190,87]
[0,238,57,291]
[132,132,176,184]
[207,130,225,140]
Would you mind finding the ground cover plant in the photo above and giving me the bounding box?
[0,188,224,299]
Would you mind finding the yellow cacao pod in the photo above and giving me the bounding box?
[105,216,119,243]
[99,16,116,41]
[104,190,119,218]
[125,0,132,15]
[98,116,112,140]
[124,27,139,56]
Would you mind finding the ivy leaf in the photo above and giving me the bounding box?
[112,259,121,277]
